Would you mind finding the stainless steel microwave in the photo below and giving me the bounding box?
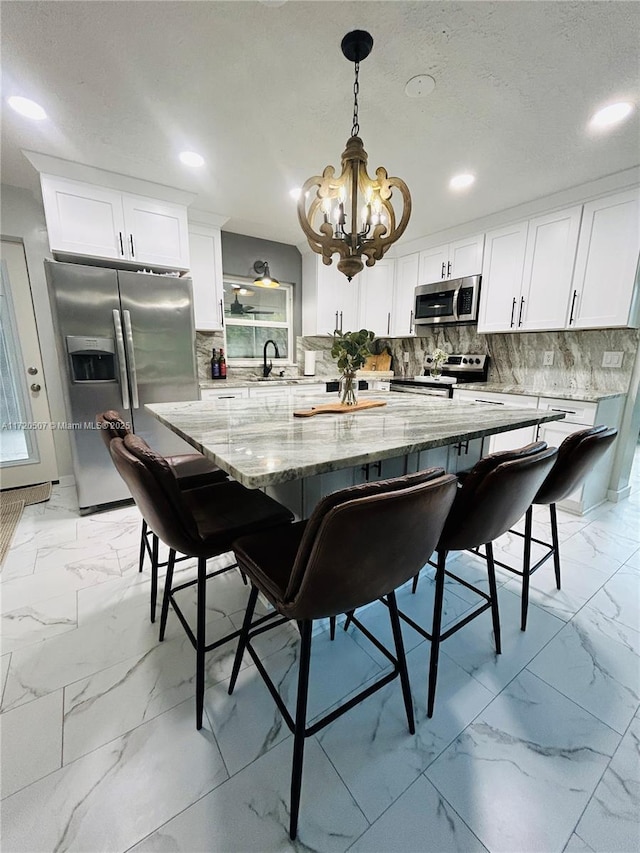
[414,275,481,327]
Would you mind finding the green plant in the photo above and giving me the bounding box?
[432,348,448,368]
[331,328,375,373]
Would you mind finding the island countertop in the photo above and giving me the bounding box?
[147,393,564,489]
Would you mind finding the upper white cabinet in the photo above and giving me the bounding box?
[570,188,640,329]
[188,223,224,331]
[391,253,419,336]
[418,234,484,284]
[478,205,582,332]
[302,253,394,336]
[40,175,190,270]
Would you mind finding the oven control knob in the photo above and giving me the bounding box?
[475,358,481,364]
[462,358,467,364]
[426,357,432,363]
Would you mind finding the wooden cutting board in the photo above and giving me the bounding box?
[293,399,387,418]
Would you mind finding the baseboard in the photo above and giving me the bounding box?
[607,485,632,503]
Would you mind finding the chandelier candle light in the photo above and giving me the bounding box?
[297,30,412,281]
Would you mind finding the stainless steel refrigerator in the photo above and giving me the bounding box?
[45,260,199,512]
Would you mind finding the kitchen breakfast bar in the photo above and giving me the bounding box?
[146,393,565,518]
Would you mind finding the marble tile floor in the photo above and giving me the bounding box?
[1,449,639,852]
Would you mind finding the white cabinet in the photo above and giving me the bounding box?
[452,389,539,453]
[358,259,395,336]
[477,221,529,333]
[478,206,582,333]
[200,386,248,400]
[418,234,484,284]
[188,224,224,331]
[302,254,395,336]
[40,175,190,270]
[391,253,419,336]
[570,188,640,329]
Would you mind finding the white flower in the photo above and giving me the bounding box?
[432,348,448,366]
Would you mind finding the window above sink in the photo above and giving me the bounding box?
[222,275,293,365]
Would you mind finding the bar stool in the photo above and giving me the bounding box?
[492,425,618,630]
[407,442,558,717]
[97,410,230,621]
[228,467,458,840]
[109,433,293,729]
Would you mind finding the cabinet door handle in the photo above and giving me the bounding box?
[361,463,370,481]
[129,234,135,257]
[335,311,339,332]
[518,296,525,327]
[510,297,517,327]
[409,310,414,334]
[441,262,446,279]
[569,290,578,325]
[118,232,125,257]
[551,408,576,414]
[387,312,390,335]
[339,311,343,332]
[219,299,224,327]
[447,261,452,277]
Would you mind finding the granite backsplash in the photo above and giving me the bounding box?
[198,327,639,393]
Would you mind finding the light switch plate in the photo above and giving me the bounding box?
[543,351,554,366]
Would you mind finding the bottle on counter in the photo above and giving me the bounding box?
[211,348,220,379]
[218,348,227,380]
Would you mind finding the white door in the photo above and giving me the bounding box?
[419,244,448,284]
[572,188,640,329]
[391,253,419,336]
[0,240,58,488]
[122,194,190,269]
[519,205,582,331]
[477,221,528,333]
[449,234,485,278]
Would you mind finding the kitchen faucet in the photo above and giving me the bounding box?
[263,339,280,378]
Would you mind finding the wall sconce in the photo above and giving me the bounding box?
[297,30,412,281]
[253,260,280,288]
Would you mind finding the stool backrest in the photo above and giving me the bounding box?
[281,468,458,620]
[96,410,131,451]
[109,434,201,554]
[441,443,559,551]
[534,425,618,505]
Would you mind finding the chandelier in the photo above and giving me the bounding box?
[297,30,412,281]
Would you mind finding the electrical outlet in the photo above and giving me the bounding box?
[602,351,623,367]
[543,351,554,366]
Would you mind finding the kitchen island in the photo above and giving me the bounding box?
[147,394,564,516]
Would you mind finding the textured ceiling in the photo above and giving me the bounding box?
[1,1,639,246]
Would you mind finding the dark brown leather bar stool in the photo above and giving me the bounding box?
[97,410,229,621]
[109,433,293,729]
[408,442,558,717]
[492,425,618,631]
[228,467,458,840]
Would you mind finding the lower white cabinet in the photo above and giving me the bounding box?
[200,386,248,400]
[453,389,539,453]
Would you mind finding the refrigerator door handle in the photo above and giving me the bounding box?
[122,310,140,409]
[112,309,130,410]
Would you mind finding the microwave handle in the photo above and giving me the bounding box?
[452,282,463,321]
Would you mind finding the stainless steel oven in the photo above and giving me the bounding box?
[414,275,481,328]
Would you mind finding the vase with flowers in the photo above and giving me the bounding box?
[430,348,448,379]
[331,328,375,406]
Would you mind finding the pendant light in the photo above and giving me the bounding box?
[297,30,412,281]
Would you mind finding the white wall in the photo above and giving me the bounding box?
[1,183,73,478]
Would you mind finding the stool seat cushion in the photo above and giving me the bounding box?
[233,522,308,606]
[166,453,228,488]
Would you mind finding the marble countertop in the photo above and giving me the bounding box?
[147,393,564,488]
[452,383,625,402]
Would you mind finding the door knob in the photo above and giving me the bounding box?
[27,366,38,375]
[30,383,41,392]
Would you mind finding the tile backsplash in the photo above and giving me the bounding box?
[198,327,639,393]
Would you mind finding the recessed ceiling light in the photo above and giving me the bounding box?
[404,75,436,99]
[289,188,301,200]
[589,101,634,129]
[179,151,205,167]
[8,96,47,121]
[449,173,475,190]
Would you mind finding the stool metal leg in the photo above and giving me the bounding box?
[521,506,533,632]
[411,572,420,594]
[150,534,159,623]
[427,550,447,718]
[139,520,147,573]
[329,616,336,640]
[387,590,415,734]
[549,503,562,589]
[228,584,259,695]
[196,556,207,730]
[290,620,312,841]
[485,542,502,654]
[159,549,176,642]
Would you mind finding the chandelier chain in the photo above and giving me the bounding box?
[351,61,360,137]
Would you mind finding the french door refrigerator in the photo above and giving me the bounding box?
[45,260,199,513]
